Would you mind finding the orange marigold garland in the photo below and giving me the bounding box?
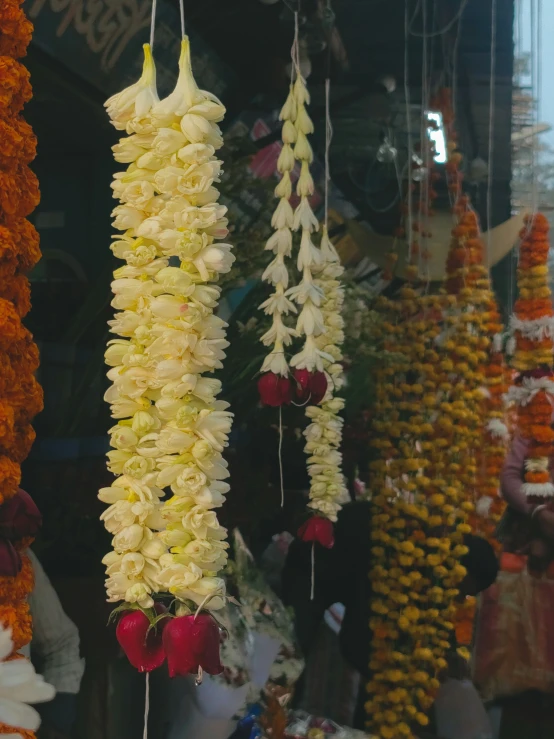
[0,2,44,736]
[507,213,554,500]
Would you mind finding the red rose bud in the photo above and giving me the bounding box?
[163,613,223,678]
[293,369,327,405]
[257,372,292,407]
[298,516,335,548]
[293,368,311,403]
[309,371,328,404]
[116,604,168,673]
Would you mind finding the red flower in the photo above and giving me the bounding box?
[257,372,292,407]
[298,516,335,548]
[116,605,168,673]
[293,369,328,405]
[163,613,223,678]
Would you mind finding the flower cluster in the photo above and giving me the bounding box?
[507,213,554,499]
[101,39,234,615]
[0,7,44,735]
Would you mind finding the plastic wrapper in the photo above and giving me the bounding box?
[284,711,372,738]
[474,569,554,700]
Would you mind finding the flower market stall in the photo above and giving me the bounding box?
[5,0,552,738]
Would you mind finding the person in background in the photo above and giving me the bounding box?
[26,550,85,739]
[282,501,499,736]
[500,432,554,570]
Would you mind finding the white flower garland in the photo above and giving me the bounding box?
[101,40,234,613]
[287,75,326,372]
[259,86,299,377]
[303,235,348,521]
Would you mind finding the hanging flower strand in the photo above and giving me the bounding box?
[287,73,328,379]
[299,79,347,542]
[507,213,554,499]
[257,83,299,406]
[101,36,235,669]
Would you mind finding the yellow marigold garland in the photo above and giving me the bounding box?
[367,94,506,736]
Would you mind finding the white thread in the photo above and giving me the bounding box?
[324,78,333,228]
[179,0,185,38]
[404,0,414,264]
[278,405,284,507]
[409,0,468,37]
[150,0,157,50]
[310,542,315,601]
[291,11,301,81]
[486,0,497,266]
[143,673,150,739]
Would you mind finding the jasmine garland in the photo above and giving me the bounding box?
[101,39,234,613]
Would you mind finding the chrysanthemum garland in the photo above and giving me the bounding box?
[0,2,44,737]
[507,213,554,499]
[101,38,234,615]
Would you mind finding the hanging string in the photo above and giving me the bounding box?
[404,0,414,264]
[531,0,538,217]
[486,0,497,266]
[179,0,185,38]
[278,406,284,508]
[324,78,333,229]
[150,0,158,49]
[418,0,428,281]
[409,0,468,37]
[143,673,150,739]
[291,11,301,81]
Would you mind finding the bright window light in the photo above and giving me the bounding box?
[426,111,447,164]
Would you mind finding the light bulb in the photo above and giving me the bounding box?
[412,167,428,182]
[376,139,397,163]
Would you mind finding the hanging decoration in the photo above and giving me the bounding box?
[0,2,47,737]
[507,213,554,498]
[366,89,506,737]
[298,79,347,537]
[257,80,298,403]
[102,31,234,678]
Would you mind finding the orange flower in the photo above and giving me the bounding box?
[0,274,31,318]
[3,423,35,463]
[0,456,20,503]
[0,555,33,604]
[0,601,32,651]
[0,56,31,113]
[9,218,40,271]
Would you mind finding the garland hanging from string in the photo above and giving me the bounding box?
[102,6,234,681]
